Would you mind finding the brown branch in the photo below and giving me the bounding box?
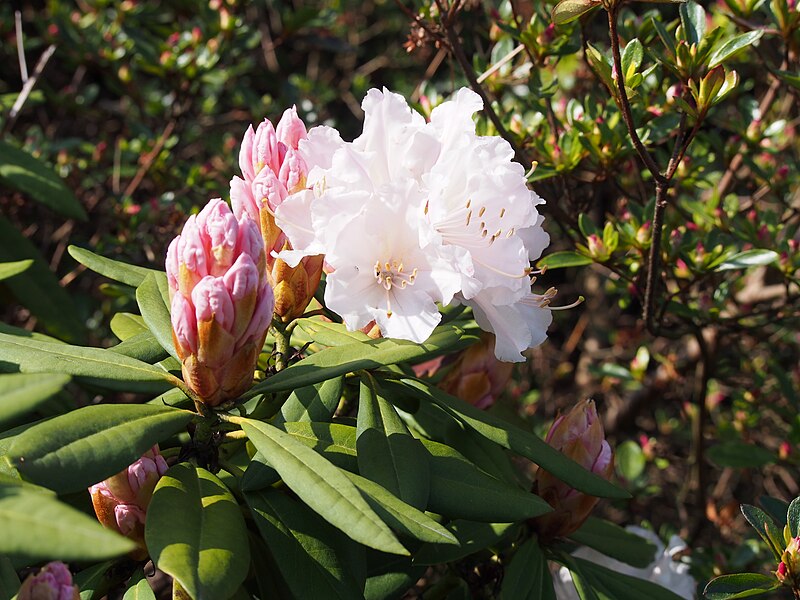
[122,120,176,199]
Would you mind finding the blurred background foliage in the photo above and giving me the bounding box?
[1,0,799,596]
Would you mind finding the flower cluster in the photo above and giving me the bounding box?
[272,88,553,361]
[166,198,274,406]
[89,446,169,558]
[17,562,80,600]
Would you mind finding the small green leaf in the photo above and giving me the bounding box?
[0,484,135,563]
[110,313,148,341]
[708,30,763,68]
[679,0,706,46]
[8,404,193,493]
[715,249,779,271]
[136,273,178,360]
[0,373,70,427]
[707,441,775,468]
[122,569,157,600]
[741,504,783,558]
[0,554,20,599]
[0,140,86,220]
[146,464,250,600]
[703,573,781,599]
[552,0,601,24]
[569,517,657,568]
[364,553,425,600]
[621,38,644,80]
[615,440,646,481]
[776,70,800,91]
[787,497,800,538]
[76,561,114,600]
[68,246,159,288]
[240,418,408,555]
[501,538,556,600]
[759,495,789,528]
[0,259,32,282]
[536,251,594,269]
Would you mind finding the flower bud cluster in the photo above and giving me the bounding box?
[437,334,513,409]
[18,562,80,600]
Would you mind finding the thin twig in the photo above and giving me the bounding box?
[15,11,28,82]
[5,44,56,133]
[122,120,176,198]
[476,43,525,84]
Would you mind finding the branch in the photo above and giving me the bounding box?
[4,44,56,134]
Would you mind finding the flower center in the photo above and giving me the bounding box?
[374,259,418,291]
[431,198,516,249]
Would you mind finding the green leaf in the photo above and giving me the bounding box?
[787,497,800,538]
[776,70,800,91]
[715,249,779,271]
[109,331,170,364]
[0,554,20,600]
[759,495,789,528]
[0,216,85,343]
[0,140,86,220]
[566,556,687,599]
[501,538,556,600]
[703,573,781,599]
[122,569,157,600]
[247,325,476,396]
[551,0,601,24]
[274,377,343,425]
[240,418,407,555]
[357,378,429,509]
[146,464,250,600]
[8,404,193,493]
[0,259,32,282]
[741,504,783,558]
[401,379,628,499]
[136,273,178,360]
[295,319,371,347]
[414,521,518,565]
[0,373,70,427]
[246,488,364,600]
[621,38,644,80]
[679,0,706,46]
[422,439,552,521]
[708,30,763,68]
[344,471,459,545]
[569,517,657,568]
[707,441,775,468]
[364,553,425,600]
[283,421,358,471]
[615,440,646,481]
[536,251,594,270]
[0,484,135,563]
[110,313,148,341]
[651,16,677,57]
[76,561,114,600]
[68,246,159,288]
[0,332,173,393]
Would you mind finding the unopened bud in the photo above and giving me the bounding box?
[18,562,79,600]
[438,334,513,410]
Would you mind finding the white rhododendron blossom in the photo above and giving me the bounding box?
[274,87,554,361]
[553,526,696,600]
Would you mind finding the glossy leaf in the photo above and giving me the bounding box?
[110,313,149,341]
[136,272,178,360]
[615,440,646,481]
[122,569,157,600]
[741,504,783,558]
[0,259,32,282]
[364,553,425,600]
[0,554,19,600]
[401,378,628,499]
[759,495,789,528]
[0,373,70,427]
[679,0,706,46]
[501,538,556,600]
[247,325,476,396]
[0,332,174,393]
[788,497,800,538]
[536,251,594,269]
[715,249,779,271]
[0,484,135,563]
[146,464,250,600]
[68,245,159,288]
[703,573,781,599]
[76,561,114,600]
[246,488,364,599]
[109,331,170,364]
[357,378,429,508]
[283,421,358,471]
[274,377,343,425]
[0,140,86,220]
[240,418,407,555]
[8,404,193,493]
[708,30,763,68]
[295,319,371,347]
[551,0,600,24]
[569,517,657,568]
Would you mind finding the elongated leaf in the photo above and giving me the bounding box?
[414,521,517,565]
[679,0,706,45]
[422,439,551,521]
[110,313,148,341]
[0,555,19,599]
[501,538,556,600]
[708,30,763,68]
[401,379,628,499]
[569,517,657,568]
[566,556,686,599]
[364,553,425,600]
[75,561,114,600]
[8,404,193,493]
[0,373,70,426]
[0,216,84,343]
[358,378,429,509]
[704,573,781,599]
[247,325,476,396]
[344,471,458,545]
[136,273,178,360]
[536,251,593,270]
[296,319,371,347]
[109,331,170,364]
[0,259,32,282]
[240,418,407,555]
[0,484,135,563]
[68,246,159,288]
[759,495,789,528]
[0,140,86,220]
[621,38,644,79]
[146,464,250,600]
[740,504,783,558]
[283,421,358,470]
[122,569,157,600]
[246,489,364,599]
[552,0,600,24]
[0,332,173,393]
[788,497,800,537]
[275,377,343,425]
[715,249,779,271]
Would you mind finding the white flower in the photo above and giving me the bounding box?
[273,87,553,360]
[553,526,696,600]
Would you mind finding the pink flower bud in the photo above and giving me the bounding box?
[532,400,614,540]
[18,562,79,600]
[438,334,513,410]
[276,106,307,150]
[168,199,274,406]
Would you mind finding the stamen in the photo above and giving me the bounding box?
[478,206,486,217]
[499,208,506,218]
